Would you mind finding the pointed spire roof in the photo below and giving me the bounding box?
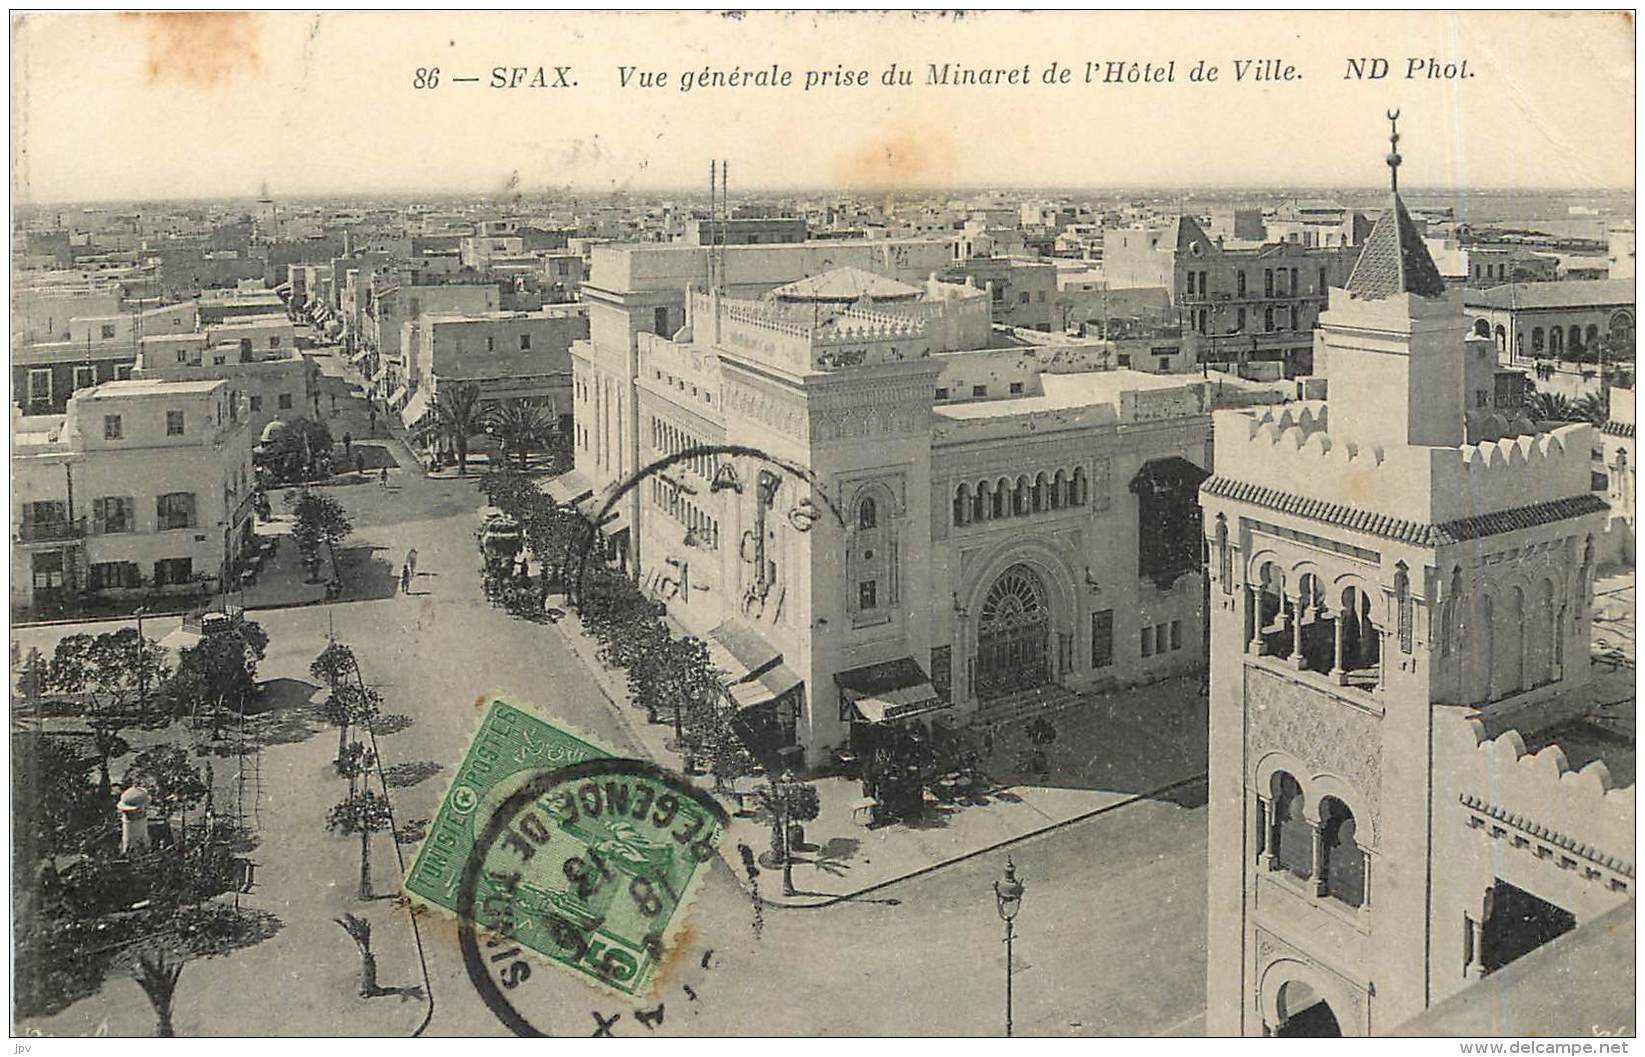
[1343,110,1448,301]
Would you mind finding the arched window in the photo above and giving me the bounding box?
[1531,327,1545,353]
[1569,324,1583,354]
[1014,476,1031,516]
[1051,470,1067,510]
[858,497,877,530]
[1271,772,1311,879]
[1032,472,1047,513]
[1264,306,1275,332]
[1320,797,1365,908]
[973,481,988,522]
[1586,324,1599,348]
[992,477,1008,519]
[1550,328,1564,358]
[953,484,970,527]
[1071,466,1087,506]
[1474,319,1491,338]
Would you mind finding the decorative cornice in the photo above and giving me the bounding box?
[1459,792,1634,878]
[1202,476,1609,546]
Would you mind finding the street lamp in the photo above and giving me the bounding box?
[133,605,150,701]
[993,856,1026,1037]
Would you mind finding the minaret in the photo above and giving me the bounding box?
[1318,111,1464,453]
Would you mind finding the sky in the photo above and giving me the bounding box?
[9,11,1636,204]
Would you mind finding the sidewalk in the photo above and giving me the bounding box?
[546,598,1208,908]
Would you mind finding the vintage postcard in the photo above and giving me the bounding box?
[8,8,1636,1043]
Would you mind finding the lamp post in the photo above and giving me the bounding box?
[993,856,1026,1037]
[133,605,150,702]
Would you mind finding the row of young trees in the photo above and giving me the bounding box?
[475,467,759,786]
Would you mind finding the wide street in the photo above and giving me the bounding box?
[14,361,1208,1038]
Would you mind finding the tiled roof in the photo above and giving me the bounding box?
[1201,476,1609,545]
[1464,278,1636,312]
[1344,196,1448,300]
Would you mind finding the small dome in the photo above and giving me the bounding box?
[118,786,151,811]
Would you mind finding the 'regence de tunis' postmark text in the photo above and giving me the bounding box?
[405,700,726,1007]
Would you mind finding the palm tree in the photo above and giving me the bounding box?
[132,950,184,1037]
[1573,390,1610,426]
[486,400,558,469]
[335,913,380,997]
[429,383,485,475]
[1525,391,1579,423]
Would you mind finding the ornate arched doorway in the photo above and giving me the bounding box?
[975,563,1051,698]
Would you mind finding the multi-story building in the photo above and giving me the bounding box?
[563,243,1212,768]
[12,302,202,414]
[1201,144,1627,1036]
[682,216,808,247]
[1463,279,1636,363]
[940,258,1059,332]
[361,282,501,398]
[1104,217,1361,376]
[399,305,588,437]
[11,378,257,614]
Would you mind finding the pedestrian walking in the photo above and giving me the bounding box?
[368,408,377,435]
[400,563,412,594]
[406,548,419,579]
[330,392,338,415]
[379,467,389,490]
[354,451,366,476]
[343,432,353,456]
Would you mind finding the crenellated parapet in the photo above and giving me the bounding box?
[1214,402,1597,525]
[1439,711,1634,882]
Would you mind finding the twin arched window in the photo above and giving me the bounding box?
[1263,771,1366,909]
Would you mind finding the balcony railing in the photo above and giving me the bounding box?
[17,517,87,543]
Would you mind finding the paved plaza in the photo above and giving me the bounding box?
[11,354,1632,1037]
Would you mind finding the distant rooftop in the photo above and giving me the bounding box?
[79,378,223,399]
[1464,278,1636,311]
[936,368,1196,420]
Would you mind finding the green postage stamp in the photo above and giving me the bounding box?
[405,699,725,999]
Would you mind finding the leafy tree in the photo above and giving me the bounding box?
[44,629,170,797]
[337,740,377,798]
[310,639,358,693]
[486,399,558,469]
[123,745,210,845]
[131,950,184,1037]
[159,617,269,737]
[286,489,353,578]
[12,733,107,868]
[755,773,822,895]
[327,790,394,900]
[318,684,382,774]
[430,382,485,475]
[265,417,335,483]
[335,913,380,997]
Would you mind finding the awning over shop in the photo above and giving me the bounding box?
[387,386,409,411]
[708,620,782,684]
[544,470,594,507]
[727,663,804,710]
[595,506,628,537]
[836,657,945,724]
[400,391,431,431]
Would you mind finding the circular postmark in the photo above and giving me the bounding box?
[455,757,729,1037]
